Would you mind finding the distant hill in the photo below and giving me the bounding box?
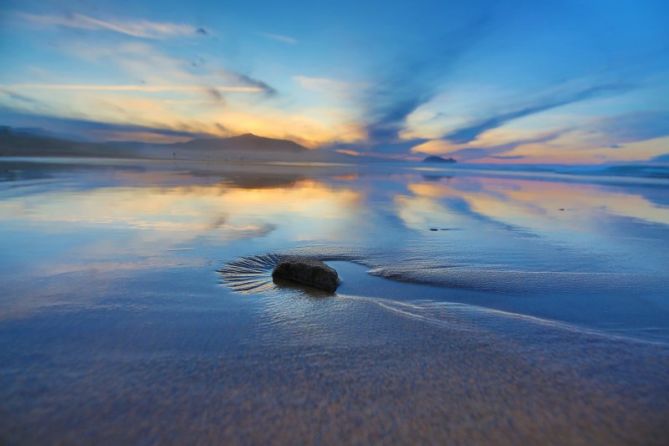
[141,133,313,161]
[0,127,350,162]
[0,126,130,158]
[176,133,307,153]
[422,155,456,163]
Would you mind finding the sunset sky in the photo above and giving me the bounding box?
[1,0,668,163]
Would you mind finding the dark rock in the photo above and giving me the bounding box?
[429,228,439,231]
[272,257,339,293]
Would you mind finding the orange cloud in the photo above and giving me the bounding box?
[410,139,457,155]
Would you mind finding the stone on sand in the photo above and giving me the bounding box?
[272,257,339,293]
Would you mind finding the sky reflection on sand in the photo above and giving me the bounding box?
[0,179,360,237]
[1,160,669,444]
[1,160,668,307]
[397,176,669,274]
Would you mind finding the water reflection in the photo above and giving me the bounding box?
[404,177,669,229]
[394,175,669,275]
[1,160,668,336]
[0,178,361,242]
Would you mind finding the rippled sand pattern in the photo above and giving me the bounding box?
[218,253,283,294]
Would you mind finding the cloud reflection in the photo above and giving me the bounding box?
[0,178,361,242]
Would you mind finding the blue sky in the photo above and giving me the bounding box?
[0,0,668,163]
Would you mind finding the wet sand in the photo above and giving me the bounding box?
[1,159,669,444]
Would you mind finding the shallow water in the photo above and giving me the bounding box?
[1,158,668,445]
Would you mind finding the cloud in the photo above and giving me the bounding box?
[594,111,669,144]
[294,76,360,97]
[412,131,563,161]
[362,17,490,144]
[652,153,669,163]
[220,71,277,97]
[1,83,267,94]
[488,155,526,160]
[0,107,203,142]
[0,88,41,105]
[258,32,298,45]
[16,12,205,39]
[293,76,364,108]
[409,139,456,156]
[0,88,55,116]
[335,149,361,157]
[46,41,277,100]
[0,32,348,148]
[202,87,224,103]
[443,83,632,144]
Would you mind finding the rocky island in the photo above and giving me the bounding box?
[423,155,457,163]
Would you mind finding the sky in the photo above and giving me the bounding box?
[0,0,668,163]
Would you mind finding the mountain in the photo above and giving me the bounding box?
[0,126,130,158]
[138,133,312,161]
[178,133,307,153]
[422,155,456,163]
[0,126,351,163]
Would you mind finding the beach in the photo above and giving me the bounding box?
[1,158,668,444]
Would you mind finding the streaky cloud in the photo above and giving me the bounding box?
[444,83,633,144]
[258,32,298,45]
[652,153,669,163]
[415,131,563,161]
[457,131,563,161]
[219,71,278,97]
[0,83,266,94]
[294,76,360,97]
[202,87,225,103]
[488,155,526,160]
[0,108,203,142]
[595,111,669,144]
[0,89,41,106]
[363,17,491,144]
[16,12,205,39]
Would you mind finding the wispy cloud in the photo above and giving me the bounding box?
[16,12,206,39]
[219,71,277,97]
[443,83,632,144]
[335,149,361,157]
[202,87,224,103]
[0,108,202,143]
[594,111,669,144]
[411,108,669,163]
[444,132,563,161]
[59,41,278,100]
[411,130,564,160]
[258,32,298,45]
[294,76,361,98]
[1,83,266,93]
[0,89,41,105]
[652,153,669,163]
[361,17,490,144]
